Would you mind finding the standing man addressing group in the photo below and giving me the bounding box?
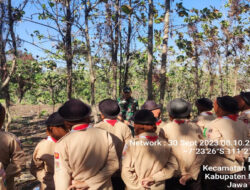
[117,87,138,125]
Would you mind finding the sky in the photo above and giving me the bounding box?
[14,0,228,61]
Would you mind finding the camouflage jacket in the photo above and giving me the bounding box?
[117,97,138,121]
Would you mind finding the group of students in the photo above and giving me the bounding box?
[0,91,249,190]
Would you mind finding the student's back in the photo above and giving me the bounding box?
[54,127,119,190]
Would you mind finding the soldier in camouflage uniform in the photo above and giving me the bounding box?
[117,86,138,125]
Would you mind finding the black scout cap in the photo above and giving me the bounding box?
[133,109,157,125]
[217,96,239,114]
[141,100,161,111]
[99,99,120,119]
[196,98,213,110]
[58,99,92,121]
[167,98,192,118]
[45,112,64,127]
[240,91,250,106]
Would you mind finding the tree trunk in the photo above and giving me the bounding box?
[3,0,18,131]
[123,0,132,88]
[218,59,224,96]
[118,3,123,96]
[194,45,200,98]
[0,2,7,86]
[4,85,11,132]
[147,0,154,100]
[84,1,98,122]
[65,0,73,100]
[160,0,170,110]
[208,63,214,98]
[233,59,239,95]
[111,0,119,99]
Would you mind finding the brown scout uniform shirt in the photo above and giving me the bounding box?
[94,120,132,160]
[205,116,250,174]
[121,132,177,190]
[54,127,119,190]
[194,112,216,133]
[160,120,206,180]
[0,162,6,190]
[30,136,57,190]
[155,120,165,137]
[0,131,25,190]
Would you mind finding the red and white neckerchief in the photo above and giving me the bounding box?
[201,111,213,116]
[173,119,185,124]
[104,119,117,126]
[220,114,238,121]
[71,124,92,132]
[138,135,158,142]
[156,119,162,126]
[47,136,57,143]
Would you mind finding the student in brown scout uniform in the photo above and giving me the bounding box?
[95,98,132,160]
[30,112,68,190]
[0,103,25,190]
[121,110,177,190]
[141,100,165,135]
[0,162,6,190]
[194,98,216,137]
[202,96,250,190]
[161,98,206,190]
[54,99,119,190]
[95,99,132,190]
[234,91,250,125]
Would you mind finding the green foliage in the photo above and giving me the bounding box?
[121,5,133,15]
[3,0,248,118]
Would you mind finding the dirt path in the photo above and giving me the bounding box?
[7,104,61,189]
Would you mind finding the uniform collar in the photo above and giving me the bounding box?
[219,114,239,121]
[156,119,162,126]
[173,119,186,124]
[137,132,158,142]
[200,111,213,116]
[71,123,92,132]
[104,119,117,126]
[47,136,57,143]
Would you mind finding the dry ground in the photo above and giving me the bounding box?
[7,104,61,189]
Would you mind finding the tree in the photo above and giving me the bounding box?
[28,0,76,99]
[159,0,171,110]
[11,52,41,103]
[147,0,154,100]
[122,2,133,88]
[0,0,27,131]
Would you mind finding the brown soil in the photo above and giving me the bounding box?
[7,104,61,189]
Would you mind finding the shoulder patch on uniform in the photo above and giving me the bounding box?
[54,152,59,159]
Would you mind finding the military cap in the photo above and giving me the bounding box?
[123,86,132,93]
